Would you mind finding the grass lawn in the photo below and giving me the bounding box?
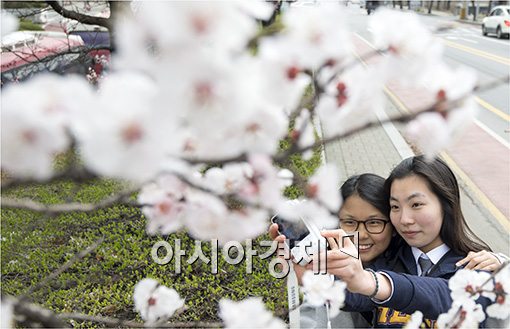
[1,145,322,327]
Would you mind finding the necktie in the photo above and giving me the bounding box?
[418,255,433,276]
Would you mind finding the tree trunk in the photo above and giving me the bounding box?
[400,1,403,9]
[408,1,411,10]
[428,0,433,14]
[471,0,476,21]
[446,1,451,10]
[488,1,493,14]
[393,0,396,8]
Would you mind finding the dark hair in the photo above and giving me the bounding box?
[341,173,403,259]
[341,173,389,216]
[383,155,491,255]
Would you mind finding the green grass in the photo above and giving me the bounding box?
[1,144,322,327]
[18,18,43,31]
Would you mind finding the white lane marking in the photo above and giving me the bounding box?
[474,119,510,149]
[459,37,478,44]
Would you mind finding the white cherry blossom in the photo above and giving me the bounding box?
[1,74,92,179]
[369,9,436,58]
[306,164,341,212]
[1,298,14,328]
[133,278,185,324]
[138,175,188,235]
[405,112,450,161]
[238,154,287,209]
[449,269,493,302]
[317,66,384,137]
[219,297,285,328]
[404,311,423,329]
[183,191,269,245]
[202,165,251,195]
[437,299,485,329]
[487,264,510,320]
[1,102,69,179]
[72,72,178,182]
[301,271,346,318]
[264,3,352,70]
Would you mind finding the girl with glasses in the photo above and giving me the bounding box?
[270,168,502,327]
[317,156,505,328]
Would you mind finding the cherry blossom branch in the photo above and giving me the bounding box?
[477,260,509,290]
[276,75,510,162]
[58,312,222,328]
[1,295,69,328]
[1,166,97,192]
[4,294,221,328]
[319,48,389,92]
[2,72,507,217]
[444,261,509,329]
[1,188,140,215]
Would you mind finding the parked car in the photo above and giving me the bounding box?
[482,5,510,39]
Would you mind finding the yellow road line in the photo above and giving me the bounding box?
[353,34,509,226]
[384,87,410,114]
[442,39,510,66]
[440,152,510,230]
[475,96,510,122]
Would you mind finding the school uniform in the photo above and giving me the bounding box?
[343,244,493,328]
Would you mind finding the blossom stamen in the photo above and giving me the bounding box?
[121,123,144,144]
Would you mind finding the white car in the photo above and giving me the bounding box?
[482,5,510,39]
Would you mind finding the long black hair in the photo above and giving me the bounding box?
[383,155,491,255]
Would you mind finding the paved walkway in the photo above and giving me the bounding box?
[322,32,510,254]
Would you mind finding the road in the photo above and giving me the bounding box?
[342,5,509,253]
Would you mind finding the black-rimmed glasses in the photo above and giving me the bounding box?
[339,218,390,234]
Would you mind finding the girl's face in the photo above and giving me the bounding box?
[339,194,393,264]
[389,175,444,253]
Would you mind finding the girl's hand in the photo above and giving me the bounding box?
[307,229,371,294]
[456,250,502,271]
[268,223,308,284]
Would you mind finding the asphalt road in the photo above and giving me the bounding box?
[342,5,509,253]
[345,6,510,143]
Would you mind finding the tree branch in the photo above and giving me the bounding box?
[1,188,140,215]
[46,1,111,30]
[1,166,97,192]
[58,312,223,328]
[2,295,69,328]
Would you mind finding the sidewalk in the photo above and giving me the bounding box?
[398,7,483,26]
[322,33,510,254]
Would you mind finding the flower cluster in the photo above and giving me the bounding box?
[301,271,347,318]
[439,265,510,328]
[133,278,185,324]
[219,297,286,328]
[0,1,491,326]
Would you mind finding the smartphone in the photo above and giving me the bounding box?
[271,215,309,249]
[271,215,328,266]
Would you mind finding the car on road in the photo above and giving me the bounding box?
[482,5,510,39]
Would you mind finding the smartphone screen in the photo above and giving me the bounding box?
[271,215,310,249]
